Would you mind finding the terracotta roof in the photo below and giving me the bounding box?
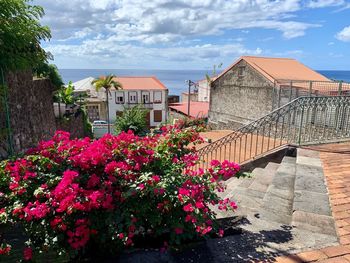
[112,76,167,90]
[169,102,209,118]
[214,56,330,84]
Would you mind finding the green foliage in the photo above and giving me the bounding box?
[33,63,63,88]
[54,82,75,105]
[0,0,51,71]
[91,75,122,92]
[92,74,123,133]
[205,63,223,84]
[80,108,93,138]
[115,106,148,135]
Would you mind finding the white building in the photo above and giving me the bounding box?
[71,77,107,122]
[197,78,211,102]
[109,76,168,127]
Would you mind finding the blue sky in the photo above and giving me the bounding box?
[36,0,350,70]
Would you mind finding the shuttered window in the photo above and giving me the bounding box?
[153,110,162,122]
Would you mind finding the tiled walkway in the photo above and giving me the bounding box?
[199,131,350,262]
[274,143,350,262]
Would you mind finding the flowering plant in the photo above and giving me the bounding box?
[0,126,241,261]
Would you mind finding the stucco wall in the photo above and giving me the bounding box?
[209,60,274,128]
[109,89,168,127]
[0,71,89,160]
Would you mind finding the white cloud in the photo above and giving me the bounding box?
[336,26,350,42]
[31,0,347,68]
[35,0,317,42]
[44,39,263,69]
[307,0,345,8]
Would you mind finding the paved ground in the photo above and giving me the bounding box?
[274,142,350,262]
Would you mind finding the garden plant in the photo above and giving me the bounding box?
[0,125,241,261]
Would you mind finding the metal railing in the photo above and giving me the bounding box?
[273,80,350,109]
[197,96,350,168]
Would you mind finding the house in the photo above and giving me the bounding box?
[72,77,107,122]
[109,76,168,127]
[197,78,211,102]
[169,101,209,120]
[209,56,350,129]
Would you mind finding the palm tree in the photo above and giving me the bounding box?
[92,74,122,134]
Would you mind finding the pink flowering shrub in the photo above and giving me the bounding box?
[0,127,241,260]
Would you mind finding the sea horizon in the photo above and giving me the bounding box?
[58,69,350,96]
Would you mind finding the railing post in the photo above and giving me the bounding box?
[289,81,293,102]
[298,104,305,145]
[309,81,313,96]
[338,81,343,95]
[277,82,281,108]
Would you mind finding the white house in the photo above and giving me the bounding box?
[109,76,168,127]
[71,77,107,122]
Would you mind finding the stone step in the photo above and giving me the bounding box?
[291,148,336,235]
[258,155,297,224]
[248,162,280,193]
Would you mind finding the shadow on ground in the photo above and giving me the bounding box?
[113,218,294,263]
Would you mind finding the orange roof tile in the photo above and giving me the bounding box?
[169,102,209,118]
[215,56,330,84]
[112,76,168,90]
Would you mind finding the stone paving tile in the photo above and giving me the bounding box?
[280,143,350,262]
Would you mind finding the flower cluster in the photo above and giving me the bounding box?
[0,128,241,261]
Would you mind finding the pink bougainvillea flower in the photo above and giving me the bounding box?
[23,247,32,261]
[183,203,194,212]
[174,228,183,235]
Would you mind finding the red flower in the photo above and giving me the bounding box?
[23,247,32,261]
[183,204,194,212]
[0,244,11,255]
[174,228,183,235]
[152,175,160,183]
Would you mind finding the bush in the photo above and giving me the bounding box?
[115,105,148,135]
[0,127,241,261]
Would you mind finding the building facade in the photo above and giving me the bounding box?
[72,77,107,122]
[209,56,338,129]
[108,77,168,127]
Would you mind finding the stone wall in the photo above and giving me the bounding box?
[0,71,89,160]
[209,59,274,128]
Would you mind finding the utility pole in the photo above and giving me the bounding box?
[186,80,199,118]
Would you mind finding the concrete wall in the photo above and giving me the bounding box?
[209,59,274,129]
[0,71,89,160]
[198,79,210,102]
[182,92,198,103]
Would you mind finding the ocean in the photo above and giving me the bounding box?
[58,69,350,96]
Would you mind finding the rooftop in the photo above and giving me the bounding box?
[169,101,209,118]
[215,56,331,84]
[112,76,168,91]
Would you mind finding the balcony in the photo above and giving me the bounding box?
[124,103,154,109]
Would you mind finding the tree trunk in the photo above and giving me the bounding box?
[106,90,110,134]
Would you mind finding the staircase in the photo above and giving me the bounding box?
[197,96,350,170]
[215,148,337,239]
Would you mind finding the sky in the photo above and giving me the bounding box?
[35,0,350,70]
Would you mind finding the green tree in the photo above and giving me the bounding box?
[34,62,63,88]
[205,63,223,85]
[92,75,122,133]
[115,105,148,136]
[0,0,51,71]
[54,81,75,105]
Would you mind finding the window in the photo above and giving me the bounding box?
[142,93,150,104]
[129,92,137,103]
[153,110,162,122]
[86,105,100,121]
[238,66,245,77]
[115,92,124,104]
[154,91,162,103]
